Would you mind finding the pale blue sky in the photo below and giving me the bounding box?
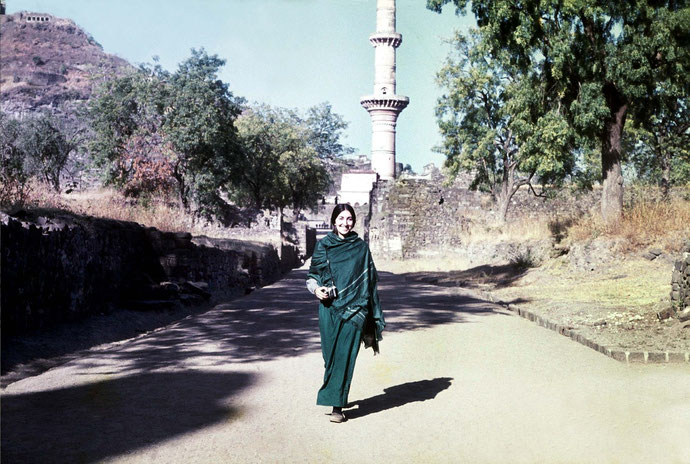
[7,0,473,171]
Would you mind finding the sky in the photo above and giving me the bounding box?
[7,0,474,172]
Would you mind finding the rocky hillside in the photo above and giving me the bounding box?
[0,11,131,115]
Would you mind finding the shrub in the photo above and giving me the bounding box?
[567,189,690,252]
[509,248,540,270]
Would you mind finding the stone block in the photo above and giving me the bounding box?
[610,351,627,362]
[628,352,646,363]
[647,352,666,363]
[657,306,676,320]
[667,352,687,363]
[672,270,681,283]
[678,308,690,322]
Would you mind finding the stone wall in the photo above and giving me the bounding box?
[1,212,297,337]
[671,245,690,317]
[366,176,600,259]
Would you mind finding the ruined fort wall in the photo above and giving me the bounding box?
[1,213,295,336]
[366,176,600,259]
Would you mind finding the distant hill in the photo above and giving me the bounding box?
[0,11,132,116]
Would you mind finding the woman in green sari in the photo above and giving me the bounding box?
[306,204,385,423]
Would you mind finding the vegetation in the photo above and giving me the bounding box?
[436,31,576,222]
[84,49,349,222]
[233,104,331,220]
[87,50,244,216]
[429,0,690,224]
[0,112,83,207]
[2,50,350,223]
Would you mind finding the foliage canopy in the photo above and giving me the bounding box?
[428,0,690,222]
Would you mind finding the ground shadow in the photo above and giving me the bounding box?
[59,269,504,375]
[402,263,529,290]
[1,370,253,463]
[3,268,506,381]
[345,377,453,420]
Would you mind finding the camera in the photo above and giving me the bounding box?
[326,285,338,299]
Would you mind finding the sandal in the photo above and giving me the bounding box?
[329,411,346,423]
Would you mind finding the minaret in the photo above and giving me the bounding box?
[360,0,409,180]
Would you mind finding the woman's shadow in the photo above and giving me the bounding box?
[345,377,453,420]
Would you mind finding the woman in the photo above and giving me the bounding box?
[306,204,385,423]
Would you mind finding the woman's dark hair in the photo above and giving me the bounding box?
[331,203,356,229]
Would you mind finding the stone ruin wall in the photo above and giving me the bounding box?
[671,247,690,316]
[366,176,600,259]
[1,213,309,337]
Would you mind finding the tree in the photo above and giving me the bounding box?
[88,50,244,212]
[625,96,690,195]
[87,67,165,188]
[436,32,575,222]
[305,102,355,191]
[162,49,244,210]
[233,104,330,219]
[20,113,83,192]
[0,112,30,207]
[428,0,690,224]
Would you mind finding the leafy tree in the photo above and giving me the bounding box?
[278,142,330,221]
[305,102,354,191]
[233,104,329,219]
[0,112,30,207]
[88,50,244,212]
[305,102,355,161]
[625,100,690,195]
[20,113,83,192]
[161,49,244,210]
[87,68,163,187]
[428,0,690,223]
[436,32,575,222]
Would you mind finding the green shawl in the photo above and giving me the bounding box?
[307,231,385,352]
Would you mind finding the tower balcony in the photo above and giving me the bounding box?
[360,95,410,111]
[369,32,402,48]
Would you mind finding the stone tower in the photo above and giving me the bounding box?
[360,0,409,180]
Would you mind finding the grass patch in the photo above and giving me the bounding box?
[460,215,553,244]
[503,258,671,309]
[567,195,690,253]
[4,183,280,243]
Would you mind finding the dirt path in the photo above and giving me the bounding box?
[2,267,689,463]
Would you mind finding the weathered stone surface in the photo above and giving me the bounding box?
[678,308,690,322]
[657,306,676,320]
[1,212,290,337]
[647,352,667,363]
[671,249,690,316]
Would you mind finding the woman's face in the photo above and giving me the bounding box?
[334,210,354,238]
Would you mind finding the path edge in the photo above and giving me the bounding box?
[477,291,690,364]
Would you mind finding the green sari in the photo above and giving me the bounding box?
[307,231,385,407]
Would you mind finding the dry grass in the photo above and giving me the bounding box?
[63,189,195,233]
[461,215,554,243]
[7,183,279,243]
[567,196,690,252]
[518,258,671,308]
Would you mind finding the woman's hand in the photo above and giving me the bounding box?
[315,286,330,301]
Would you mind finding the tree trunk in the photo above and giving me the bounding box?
[601,84,627,225]
[497,183,511,224]
[496,163,515,224]
[660,149,671,199]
